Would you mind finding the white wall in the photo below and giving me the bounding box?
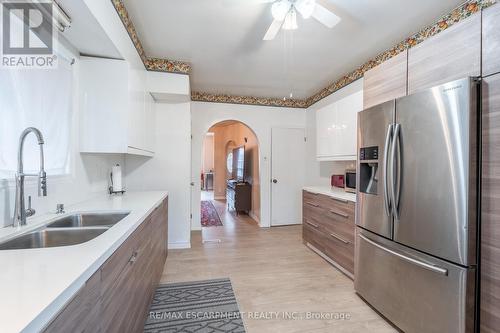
[0,49,123,228]
[202,133,215,173]
[304,79,363,186]
[191,102,307,229]
[125,103,192,249]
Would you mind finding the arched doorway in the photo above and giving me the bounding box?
[200,120,261,231]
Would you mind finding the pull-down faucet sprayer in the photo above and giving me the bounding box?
[13,127,47,227]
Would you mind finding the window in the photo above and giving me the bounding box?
[0,56,73,179]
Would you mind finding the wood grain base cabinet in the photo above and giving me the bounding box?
[302,191,355,277]
[44,198,168,333]
[481,74,500,333]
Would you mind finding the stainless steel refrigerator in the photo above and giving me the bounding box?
[354,77,479,333]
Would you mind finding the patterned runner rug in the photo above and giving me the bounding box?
[201,200,223,227]
[144,278,245,333]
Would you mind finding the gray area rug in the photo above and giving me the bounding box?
[144,278,246,333]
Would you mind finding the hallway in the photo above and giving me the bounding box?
[162,200,395,333]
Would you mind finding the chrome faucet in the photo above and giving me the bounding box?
[13,127,47,227]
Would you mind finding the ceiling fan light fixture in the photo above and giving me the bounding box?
[282,9,298,30]
[271,0,291,21]
[295,0,316,19]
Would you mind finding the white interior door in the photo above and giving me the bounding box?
[271,127,306,226]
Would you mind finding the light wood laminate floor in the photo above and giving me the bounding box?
[161,199,396,333]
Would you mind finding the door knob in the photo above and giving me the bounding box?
[272,179,278,184]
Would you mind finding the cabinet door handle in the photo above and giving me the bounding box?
[329,210,349,219]
[359,234,448,276]
[330,197,348,204]
[383,123,394,217]
[305,220,319,228]
[329,232,350,244]
[306,202,320,207]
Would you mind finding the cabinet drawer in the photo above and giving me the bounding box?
[317,195,354,216]
[303,221,324,252]
[100,256,136,333]
[303,190,355,277]
[129,230,154,332]
[322,204,354,223]
[44,270,101,333]
[101,221,152,333]
[303,190,321,201]
[304,194,354,235]
[304,191,354,214]
[355,230,474,332]
[101,218,149,299]
[303,201,324,221]
[318,213,355,243]
[321,230,354,275]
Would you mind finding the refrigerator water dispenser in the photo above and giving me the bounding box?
[359,146,379,195]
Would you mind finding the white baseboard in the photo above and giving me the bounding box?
[168,242,191,249]
[191,225,202,231]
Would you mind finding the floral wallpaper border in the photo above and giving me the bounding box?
[145,58,192,74]
[305,0,497,107]
[110,0,191,75]
[191,92,309,109]
[112,0,495,108]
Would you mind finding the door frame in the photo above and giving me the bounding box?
[270,126,306,227]
[193,119,264,229]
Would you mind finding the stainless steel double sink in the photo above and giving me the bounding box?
[0,212,129,250]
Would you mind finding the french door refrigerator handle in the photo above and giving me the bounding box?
[359,234,448,276]
[391,123,401,220]
[383,124,393,217]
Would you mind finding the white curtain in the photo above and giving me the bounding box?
[0,59,73,179]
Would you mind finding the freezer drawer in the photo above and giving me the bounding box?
[354,229,475,333]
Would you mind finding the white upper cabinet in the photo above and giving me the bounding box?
[144,92,156,153]
[316,90,363,161]
[79,56,154,156]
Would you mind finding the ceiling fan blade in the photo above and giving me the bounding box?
[263,19,283,40]
[312,2,341,28]
[295,0,315,19]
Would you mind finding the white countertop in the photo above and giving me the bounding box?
[0,191,168,333]
[303,186,356,203]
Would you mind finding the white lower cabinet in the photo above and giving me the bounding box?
[316,90,363,161]
[79,56,154,156]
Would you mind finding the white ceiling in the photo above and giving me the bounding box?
[123,0,464,100]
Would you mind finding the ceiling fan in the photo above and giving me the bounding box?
[263,0,341,40]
